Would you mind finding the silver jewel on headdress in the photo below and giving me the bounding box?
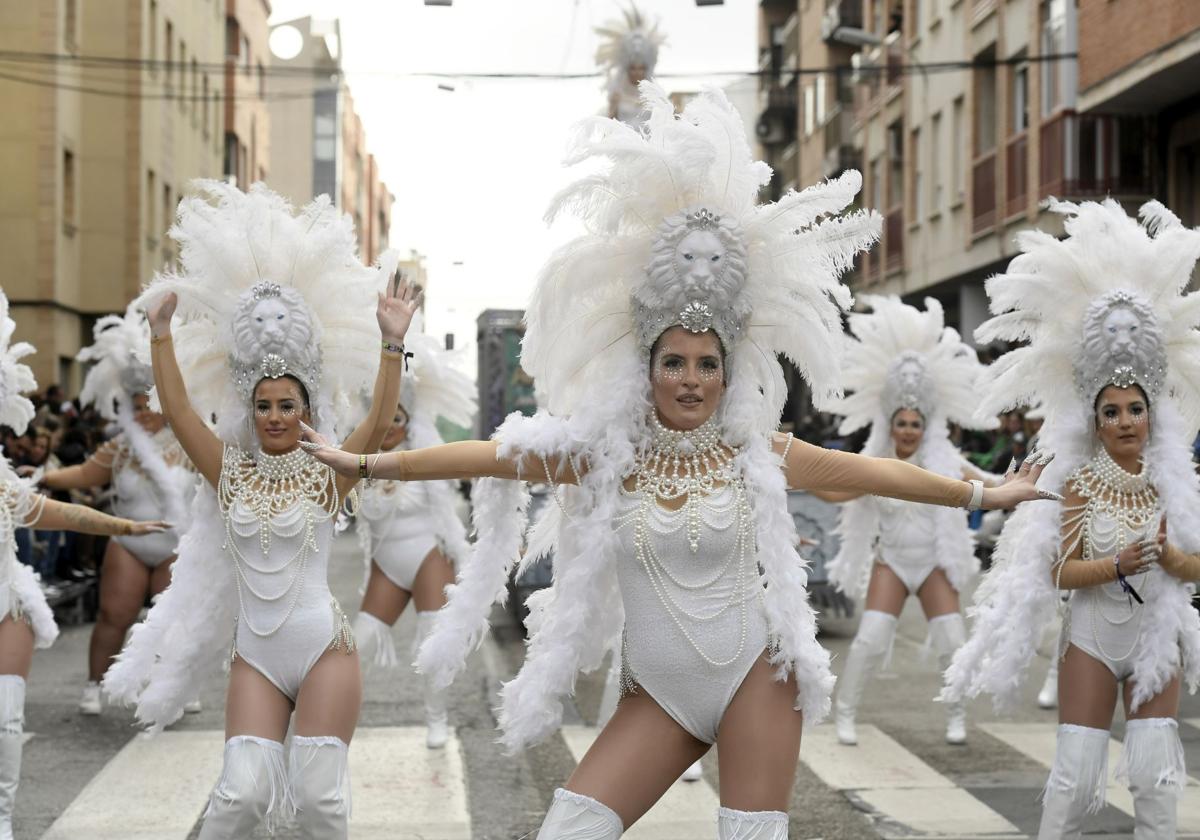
[678,301,715,334]
[1074,288,1167,400]
[685,208,720,230]
[252,282,282,300]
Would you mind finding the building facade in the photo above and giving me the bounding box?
[0,0,227,392]
[223,0,272,187]
[266,17,393,265]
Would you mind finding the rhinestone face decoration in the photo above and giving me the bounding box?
[679,301,715,334]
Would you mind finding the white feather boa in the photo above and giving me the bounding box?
[0,461,57,648]
[828,420,978,600]
[418,351,835,752]
[102,484,238,732]
[116,404,193,533]
[942,402,1200,711]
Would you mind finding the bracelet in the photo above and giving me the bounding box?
[150,332,172,345]
[358,453,368,479]
[1114,555,1145,605]
[381,340,404,354]
[966,479,984,511]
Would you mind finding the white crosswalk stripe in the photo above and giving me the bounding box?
[801,724,1024,838]
[981,721,1200,832]
[36,727,472,840]
[559,725,718,839]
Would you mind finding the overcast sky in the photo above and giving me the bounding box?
[267,0,759,356]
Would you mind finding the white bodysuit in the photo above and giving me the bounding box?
[0,478,54,647]
[95,432,193,567]
[613,481,768,744]
[358,479,438,592]
[1066,508,1165,681]
[220,448,354,701]
[874,495,941,594]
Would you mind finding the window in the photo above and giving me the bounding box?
[1041,0,1073,116]
[179,42,188,112]
[145,169,156,241]
[257,62,265,98]
[243,34,252,74]
[870,156,883,212]
[224,132,239,182]
[951,97,965,201]
[202,75,209,134]
[887,121,904,209]
[804,84,815,137]
[165,21,174,95]
[64,0,78,51]
[62,150,76,230]
[911,128,923,220]
[814,74,826,126]
[225,17,239,60]
[931,111,944,212]
[1012,56,1029,134]
[149,2,158,75]
[191,58,199,121]
[162,183,172,238]
[974,47,997,155]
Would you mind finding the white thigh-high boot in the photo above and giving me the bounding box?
[717,807,788,839]
[1037,724,1109,840]
[198,735,292,839]
[352,611,398,669]
[0,676,25,840]
[1037,657,1060,710]
[415,611,449,748]
[1116,718,1185,840]
[537,789,623,839]
[290,735,351,840]
[928,613,968,744]
[835,610,896,745]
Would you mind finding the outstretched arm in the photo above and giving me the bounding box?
[775,435,1058,510]
[333,275,421,499]
[300,429,583,484]
[26,498,168,537]
[146,293,223,487]
[36,443,115,491]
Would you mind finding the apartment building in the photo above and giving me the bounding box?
[0,0,227,390]
[223,0,272,187]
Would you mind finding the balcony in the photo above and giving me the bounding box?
[972,150,997,235]
[756,83,798,148]
[822,106,858,177]
[1039,110,1153,200]
[1005,132,1028,218]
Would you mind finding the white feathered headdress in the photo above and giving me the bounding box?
[397,313,476,448]
[77,304,154,421]
[943,199,1200,712]
[975,198,1200,428]
[527,83,880,437]
[594,5,665,88]
[0,289,37,435]
[134,180,398,448]
[833,295,993,435]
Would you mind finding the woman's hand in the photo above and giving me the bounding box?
[980,450,1063,510]
[145,292,178,337]
[377,272,423,345]
[298,422,362,478]
[127,520,171,536]
[1117,537,1159,576]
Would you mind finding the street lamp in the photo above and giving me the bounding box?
[695,0,723,5]
[424,1,452,5]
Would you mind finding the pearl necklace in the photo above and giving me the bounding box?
[634,415,741,552]
[218,445,337,638]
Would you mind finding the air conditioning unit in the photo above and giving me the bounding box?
[823,5,882,46]
[757,113,786,145]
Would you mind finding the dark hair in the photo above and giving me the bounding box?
[1093,382,1150,413]
[890,407,925,425]
[253,375,311,410]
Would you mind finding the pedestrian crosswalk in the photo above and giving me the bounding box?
[27,718,1200,838]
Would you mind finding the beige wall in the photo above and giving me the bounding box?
[225,0,271,186]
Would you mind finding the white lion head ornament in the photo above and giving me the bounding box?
[229,281,320,402]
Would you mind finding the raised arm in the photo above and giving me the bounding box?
[774,435,1057,510]
[300,430,583,485]
[37,441,116,491]
[26,497,168,536]
[146,293,223,487]
[333,275,420,499]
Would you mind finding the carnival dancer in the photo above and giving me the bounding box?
[299,86,1056,840]
[32,305,199,717]
[820,296,1002,747]
[941,199,1200,839]
[0,289,168,840]
[594,4,665,128]
[103,181,415,839]
[351,316,475,749]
